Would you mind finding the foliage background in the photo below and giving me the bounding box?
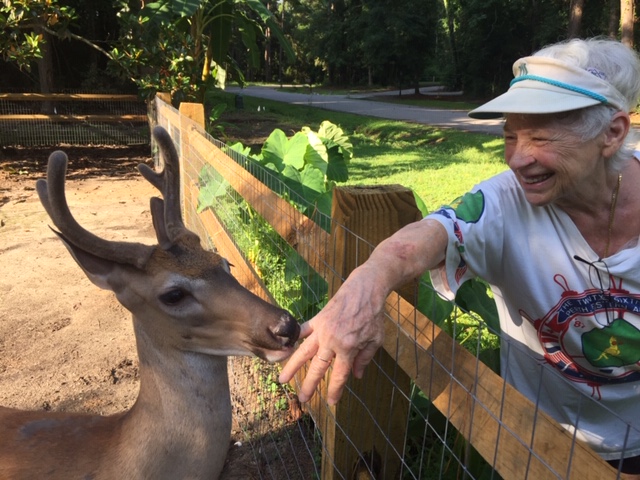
[1,0,638,101]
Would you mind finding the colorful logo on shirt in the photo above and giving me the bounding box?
[434,191,486,284]
[522,274,640,398]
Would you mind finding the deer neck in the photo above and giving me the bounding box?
[113,318,232,479]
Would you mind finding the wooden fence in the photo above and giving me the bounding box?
[0,93,148,146]
[155,95,629,480]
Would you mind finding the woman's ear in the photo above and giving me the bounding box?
[602,111,631,158]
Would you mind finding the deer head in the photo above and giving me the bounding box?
[34,126,300,362]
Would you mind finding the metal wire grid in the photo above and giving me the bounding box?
[159,111,321,478]
[0,94,148,146]
[156,100,639,480]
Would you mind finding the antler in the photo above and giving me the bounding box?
[138,126,197,247]
[36,152,154,269]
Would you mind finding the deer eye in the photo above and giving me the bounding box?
[159,288,188,305]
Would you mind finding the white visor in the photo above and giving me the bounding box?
[468,56,628,119]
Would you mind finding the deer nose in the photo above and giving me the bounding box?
[269,312,300,347]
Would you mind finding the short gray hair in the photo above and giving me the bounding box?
[533,38,640,171]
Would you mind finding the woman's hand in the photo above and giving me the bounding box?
[279,219,447,405]
[278,265,387,405]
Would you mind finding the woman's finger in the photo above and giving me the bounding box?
[296,352,335,402]
[352,341,381,379]
[325,356,353,405]
[279,332,318,384]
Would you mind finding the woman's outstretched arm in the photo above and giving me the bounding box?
[279,218,449,405]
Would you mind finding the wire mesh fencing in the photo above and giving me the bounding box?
[0,93,149,146]
[156,100,322,478]
[156,96,637,480]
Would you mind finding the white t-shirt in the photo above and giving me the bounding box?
[428,169,640,460]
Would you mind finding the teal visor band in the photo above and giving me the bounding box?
[510,74,610,105]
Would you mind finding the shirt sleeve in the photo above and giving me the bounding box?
[426,172,512,299]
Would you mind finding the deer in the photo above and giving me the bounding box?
[0,126,300,480]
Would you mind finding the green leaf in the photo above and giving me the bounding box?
[235,12,262,69]
[261,129,287,171]
[283,132,308,170]
[326,145,348,182]
[412,191,429,217]
[142,1,173,22]
[416,273,454,325]
[312,191,333,218]
[302,130,328,175]
[318,121,353,160]
[171,0,202,17]
[299,163,325,194]
[225,142,251,157]
[208,102,227,122]
[454,279,500,334]
[236,0,271,23]
[281,163,302,184]
[205,0,233,66]
[197,165,229,212]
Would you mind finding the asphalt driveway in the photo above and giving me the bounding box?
[226,85,504,136]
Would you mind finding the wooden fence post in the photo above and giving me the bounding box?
[318,185,422,479]
[178,102,205,235]
[156,92,172,105]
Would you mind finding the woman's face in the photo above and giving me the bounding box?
[503,113,605,207]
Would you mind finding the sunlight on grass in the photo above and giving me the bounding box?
[347,128,506,211]
[212,90,508,211]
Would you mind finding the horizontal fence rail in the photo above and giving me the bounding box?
[0,92,148,146]
[0,93,142,101]
[154,94,632,480]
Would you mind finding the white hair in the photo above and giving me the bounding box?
[533,38,640,171]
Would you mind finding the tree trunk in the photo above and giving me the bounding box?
[609,0,620,38]
[264,26,272,82]
[621,0,634,47]
[568,0,584,38]
[36,27,55,114]
[442,0,460,90]
[264,2,272,82]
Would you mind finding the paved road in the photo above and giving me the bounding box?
[227,85,505,136]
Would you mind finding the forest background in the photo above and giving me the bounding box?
[1,0,638,104]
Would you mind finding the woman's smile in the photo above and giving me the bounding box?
[519,172,554,185]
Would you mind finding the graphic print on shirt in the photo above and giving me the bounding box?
[521,275,640,397]
[433,190,486,284]
[434,188,640,398]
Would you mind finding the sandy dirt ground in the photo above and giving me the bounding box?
[0,145,316,478]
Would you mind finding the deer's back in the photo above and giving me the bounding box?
[0,406,121,479]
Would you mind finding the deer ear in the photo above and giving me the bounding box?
[52,229,117,291]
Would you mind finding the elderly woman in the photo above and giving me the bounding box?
[279,38,640,472]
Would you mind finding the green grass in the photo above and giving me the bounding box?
[346,121,506,211]
[212,90,507,211]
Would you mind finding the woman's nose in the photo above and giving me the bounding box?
[506,142,535,169]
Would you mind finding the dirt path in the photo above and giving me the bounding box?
[0,145,318,478]
[0,146,152,415]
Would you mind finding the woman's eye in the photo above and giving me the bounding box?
[159,288,188,305]
[532,136,552,144]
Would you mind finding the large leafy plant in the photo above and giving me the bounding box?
[251,120,353,224]
[198,120,351,319]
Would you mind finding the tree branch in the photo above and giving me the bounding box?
[39,25,114,61]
